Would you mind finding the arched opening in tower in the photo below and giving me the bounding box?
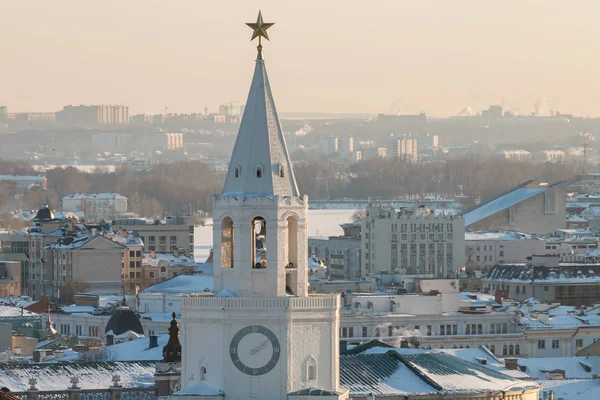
[252,217,267,269]
[221,217,234,268]
[286,215,298,268]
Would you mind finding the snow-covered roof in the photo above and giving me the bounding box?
[220,59,299,197]
[0,305,39,317]
[537,379,600,400]
[519,356,600,379]
[485,264,600,284]
[464,181,548,227]
[142,252,195,267]
[340,349,539,397]
[111,230,144,247]
[60,305,96,314]
[465,230,535,241]
[440,347,529,379]
[141,274,214,294]
[0,361,154,391]
[63,193,126,200]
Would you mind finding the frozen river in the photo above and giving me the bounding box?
[194,209,358,262]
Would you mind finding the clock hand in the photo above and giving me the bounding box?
[249,338,270,355]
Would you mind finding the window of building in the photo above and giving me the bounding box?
[515,344,520,355]
[136,272,141,278]
[452,325,457,335]
[389,326,394,337]
[478,324,482,334]
[484,246,487,251]
[427,325,432,336]
[305,356,317,381]
[362,327,368,337]
[509,344,514,355]
[544,286,549,292]
[465,324,470,335]
[490,324,496,334]
[440,325,445,336]
[503,345,507,356]
[256,165,263,178]
[129,261,135,268]
[149,236,155,243]
[552,340,559,349]
[170,236,177,242]
[129,250,135,257]
[76,325,82,336]
[490,345,496,354]
[159,236,166,243]
[476,256,480,262]
[129,272,135,278]
[342,327,347,338]
[499,250,504,257]
[576,339,583,348]
[235,164,241,178]
[502,323,507,334]
[538,340,545,349]
[279,165,285,178]
[149,272,155,278]
[349,327,354,337]
[149,245,155,251]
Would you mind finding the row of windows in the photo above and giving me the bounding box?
[390,233,453,242]
[388,223,454,233]
[59,324,99,337]
[341,322,510,338]
[141,236,178,244]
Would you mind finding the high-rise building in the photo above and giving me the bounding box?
[322,135,339,154]
[388,136,418,161]
[56,104,129,125]
[338,136,354,153]
[182,13,346,399]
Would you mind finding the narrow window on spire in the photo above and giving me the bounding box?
[279,165,285,178]
[235,164,241,178]
[256,166,262,178]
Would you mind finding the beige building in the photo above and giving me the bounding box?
[110,229,144,294]
[387,136,418,161]
[0,231,28,293]
[44,230,125,303]
[57,104,129,125]
[362,204,465,277]
[112,217,194,254]
[465,231,548,270]
[0,261,21,297]
[464,180,566,235]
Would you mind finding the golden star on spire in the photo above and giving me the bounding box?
[246,10,274,60]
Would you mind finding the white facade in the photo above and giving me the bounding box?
[62,193,127,222]
[362,205,465,277]
[181,54,346,399]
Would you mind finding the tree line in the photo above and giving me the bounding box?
[0,157,581,220]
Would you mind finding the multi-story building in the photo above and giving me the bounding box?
[110,229,144,294]
[62,193,127,222]
[309,222,361,280]
[362,204,465,277]
[56,104,129,125]
[338,136,354,153]
[0,261,21,297]
[161,133,184,151]
[465,230,547,270]
[482,255,600,305]
[322,136,339,154]
[44,227,124,302]
[496,149,532,161]
[112,217,194,255]
[14,112,56,123]
[0,230,28,292]
[387,136,418,161]
[0,175,47,192]
[540,149,566,163]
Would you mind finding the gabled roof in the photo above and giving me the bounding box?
[220,59,299,197]
[464,180,551,226]
[0,361,155,391]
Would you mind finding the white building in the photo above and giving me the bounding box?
[362,204,465,277]
[465,230,547,269]
[180,30,348,399]
[62,193,127,222]
[497,150,532,161]
[541,149,566,163]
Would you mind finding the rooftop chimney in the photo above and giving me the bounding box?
[149,335,158,349]
[505,357,518,370]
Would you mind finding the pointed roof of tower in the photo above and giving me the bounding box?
[162,312,182,363]
[221,57,299,197]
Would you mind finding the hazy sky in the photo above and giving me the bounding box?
[1,0,599,116]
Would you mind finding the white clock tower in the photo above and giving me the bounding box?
[180,11,348,400]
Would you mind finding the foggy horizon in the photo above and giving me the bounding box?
[2,0,600,117]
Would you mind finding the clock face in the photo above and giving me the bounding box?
[230,325,280,376]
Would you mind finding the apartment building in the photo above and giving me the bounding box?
[112,217,194,255]
[465,230,547,269]
[62,193,128,222]
[362,204,465,277]
[308,222,361,280]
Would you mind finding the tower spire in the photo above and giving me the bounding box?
[246,10,274,60]
[221,11,298,197]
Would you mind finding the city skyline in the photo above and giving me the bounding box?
[1,1,600,117]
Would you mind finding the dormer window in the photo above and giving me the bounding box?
[234,165,241,178]
[256,165,263,178]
